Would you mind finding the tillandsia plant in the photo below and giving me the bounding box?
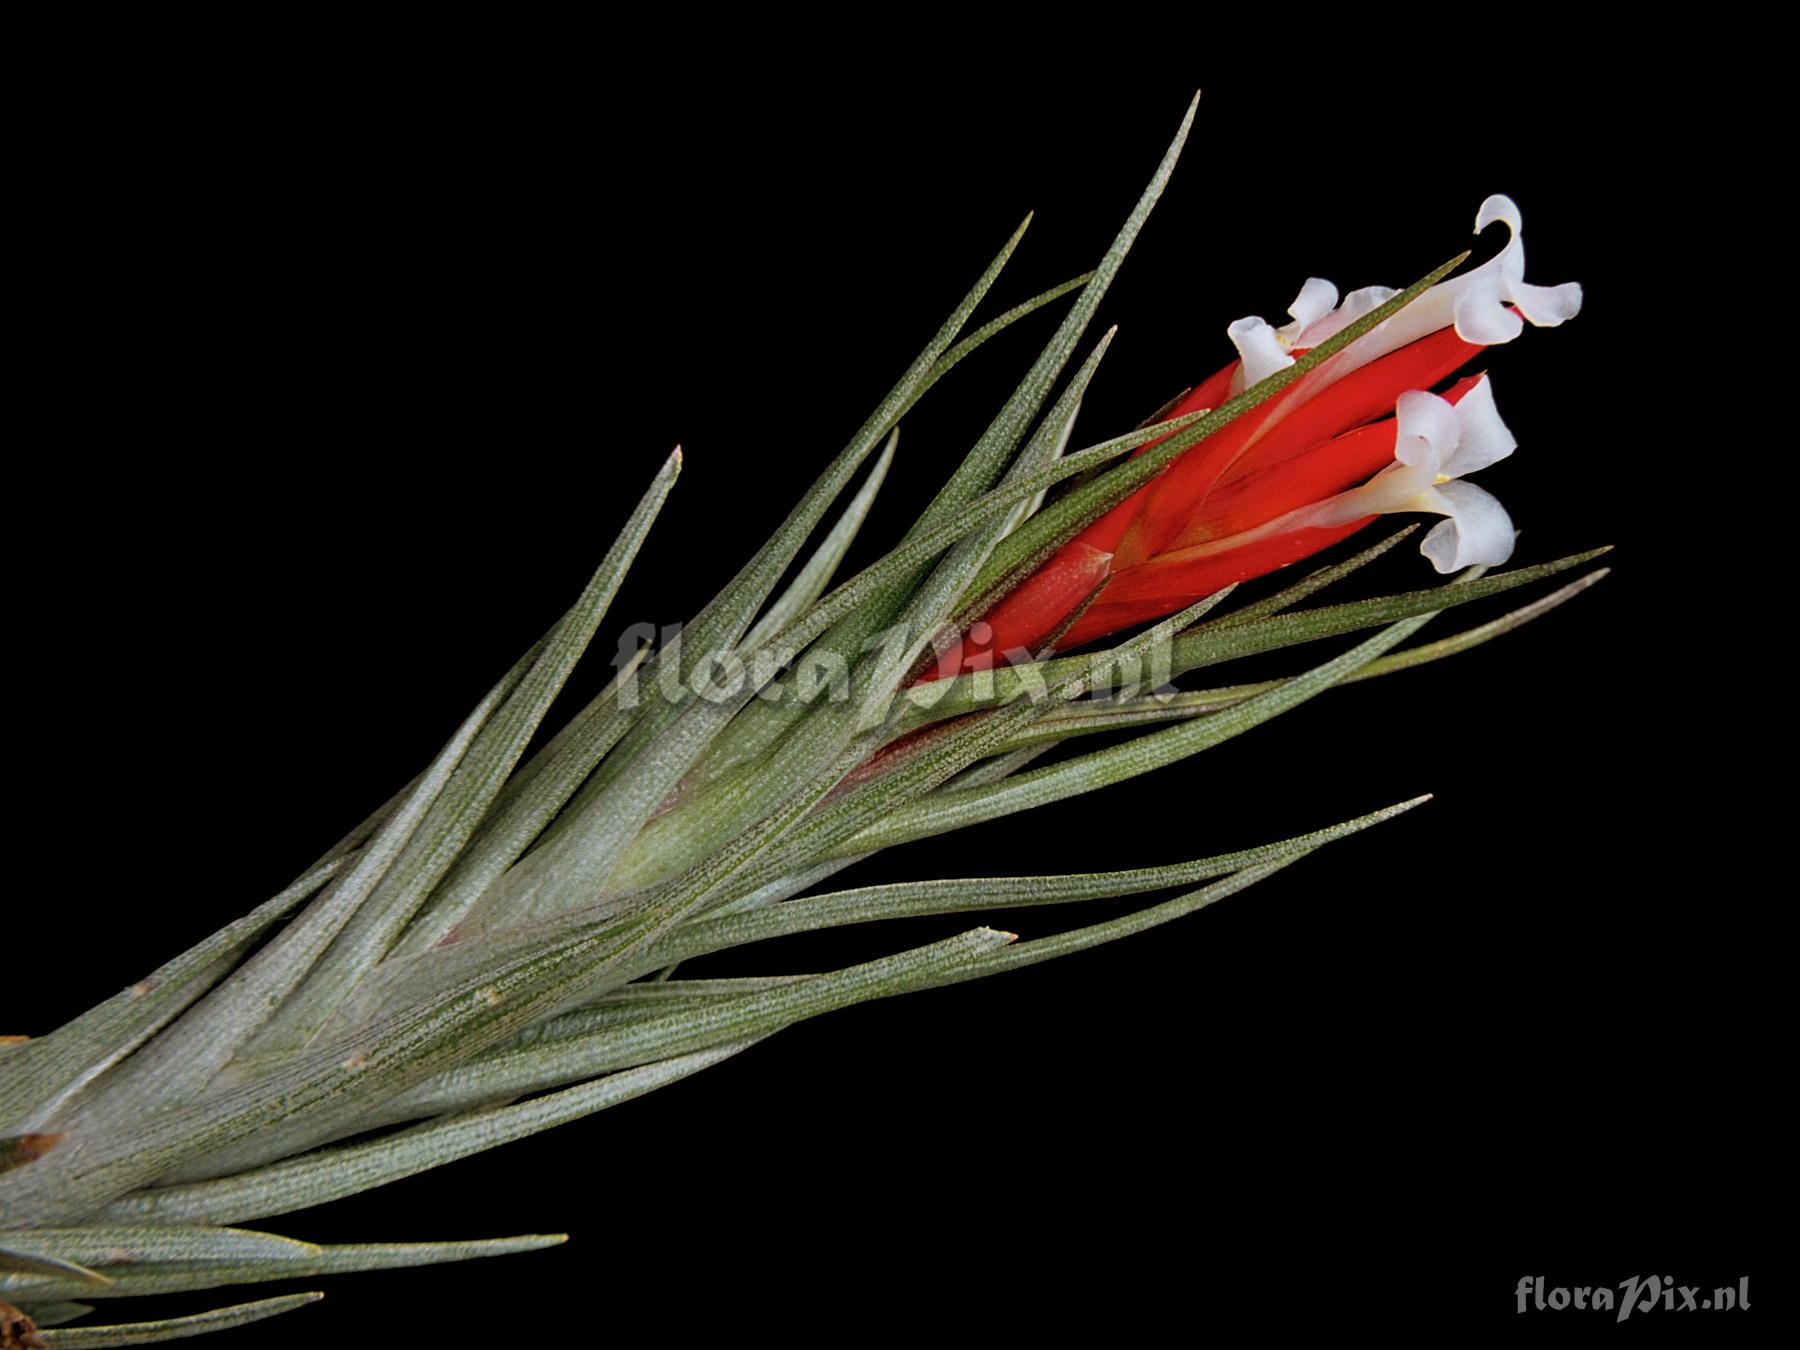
[0,93,1606,1346]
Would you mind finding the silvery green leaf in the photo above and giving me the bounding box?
[35,1291,321,1346]
[246,449,682,1053]
[342,929,1016,1125]
[0,857,345,1135]
[423,215,1043,944]
[904,549,1610,728]
[99,1047,755,1226]
[852,616,1437,855]
[15,1234,565,1303]
[741,429,897,652]
[56,656,532,1128]
[641,798,1428,969]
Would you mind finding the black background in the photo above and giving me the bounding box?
[9,34,1771,1342]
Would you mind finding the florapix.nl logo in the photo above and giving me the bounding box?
[1516,1276,1752,1320]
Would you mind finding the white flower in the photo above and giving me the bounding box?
[1226,194,1583,395]
[1297,376,1520,571]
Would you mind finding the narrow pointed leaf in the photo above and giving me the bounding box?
[850,615,1439,856]
[643,798,1429,968]
[0,909,660,1222]
[351,928,1016,1124]
[741,428,897,651]
[912,272,1094,403]
[37,1291,321,1347]
[414,215,1041,945]
[99,1046,756,1226]
[62,650,537,1126]
[14,1235,565,1303]
[0,857,347,1135]
[988,567,1613,752]
[1196,524,1421,629]
[904,549,1611,727]
[0,1248,113,1289]
[14,1304,91,1328]
[919,854,1315,990]
[250,448,682,1049]
[735,591,1232,896]
[0,1229,316,1273]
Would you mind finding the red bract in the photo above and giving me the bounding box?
[929,194,1581,679]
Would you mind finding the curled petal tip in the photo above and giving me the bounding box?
[1476,194,1522,233]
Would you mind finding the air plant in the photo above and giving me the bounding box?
[0,93,1604,1346]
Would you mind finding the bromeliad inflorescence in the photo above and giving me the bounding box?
[934,196,1582,674]
[0,96,1606,1347]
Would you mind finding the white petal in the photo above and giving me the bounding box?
[1293,284,1398,348]
[1227,316,1293,392]
[1419,480,1516,571]
[1474,193,1522,237]
[1509,278,1584,328]
[1276,277,1339,347]
[1227,196,1579,452]
[1281,456,1434,528]
[1315,195,1583,379]
[1452,194,1584,341]
[1451,280,1525,345]
[1393,389,1457,472]
[1441,374,1516,478]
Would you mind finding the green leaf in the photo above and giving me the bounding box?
[909,272,1095,408]
[1196,524,1421,628]
[248,449,683,1052]
[607,330,1123,897]
[849,614,1438,856]
[740,429,897,652]
[98,1047,755,1226]
[0,911,660,1223]
[723,591,1234,902]
[428,215,1046,943]
[37,1292,321,1347]
[644,798,1429,968]
[1,1228,316,1269]
[919,854,1315,989]
[987,566,1613,752]
[623,407,1215,821]
[61,647,540,1127]
[903,548,1611,728]
[0,857,346,1136]
[352,929,1017,1124]
[695,94,1202,816]
[0,1245,114,1289]
[12,1234,565,1303]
